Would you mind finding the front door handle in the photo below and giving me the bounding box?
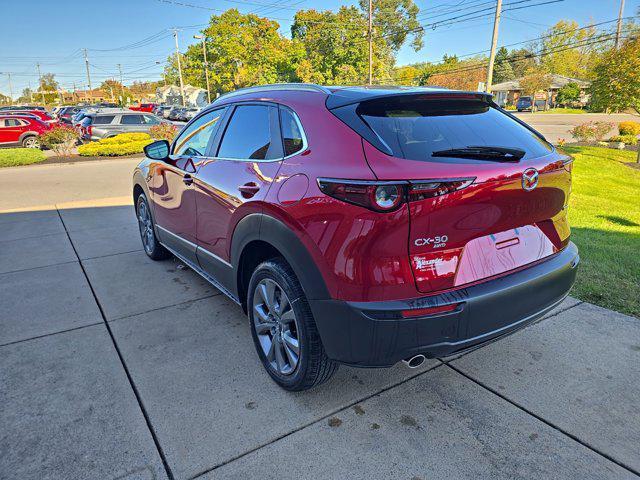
[183,174,194,186]
[238,182,260,198]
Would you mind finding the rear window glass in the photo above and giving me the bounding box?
[93,115,115,125]
[357,98,552,161]
[280,107,304,156]
[121,114,143,125]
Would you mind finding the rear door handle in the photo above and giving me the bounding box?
[238,182,260,198]
[183,174,194,186]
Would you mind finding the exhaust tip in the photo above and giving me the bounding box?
[402,354,426,369]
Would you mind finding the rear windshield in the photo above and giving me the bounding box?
[357,97,552,160]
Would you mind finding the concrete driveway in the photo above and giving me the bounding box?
[1,159,639,480]
[513,112,639,144]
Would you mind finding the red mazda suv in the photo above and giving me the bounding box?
[133,84,579,391]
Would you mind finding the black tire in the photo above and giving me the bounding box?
[22,135,39,148]
[247,258,338,391]
[136,193,172,261]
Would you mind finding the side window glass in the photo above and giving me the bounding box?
[217,105,278,160]
[143,115,160,125]
[121,115,143,125]
[173,108,225,157]
[280,107,305,156]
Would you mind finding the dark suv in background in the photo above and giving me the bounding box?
[133,84,579,391]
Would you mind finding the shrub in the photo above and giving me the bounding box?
[618,121,640,136]
[569,121,614,143]
[78,133,153,157]
[609,134,638,145]
[149,123,179,142]
[39,125,78,157]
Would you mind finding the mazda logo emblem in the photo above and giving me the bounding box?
[522,167,539,191]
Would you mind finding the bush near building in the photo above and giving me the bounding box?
[149,123,180,142]
[618,121,640,136]
[78,133,153,156]
[569,121,614,143]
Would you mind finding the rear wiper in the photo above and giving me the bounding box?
[432,145,525,162]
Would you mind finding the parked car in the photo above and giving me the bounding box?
[167,106,186,121]
[130,102,158,113]
[133,84,579,391]
[83,112,162,141]
[179,107,200,122]
[57,106,83,124]
[161,106,175,118]
[153,105,172,117]
[0,115,51,148]
[6,109,55,124]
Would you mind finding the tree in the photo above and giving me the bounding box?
[508,48,537,78]
[292,6,391,85]
[589,37,640,113]
[358,0,423,52]
[17,87,34,104]
[538,21,600,79]
[556,82,581,106]
[37,73,59,104]
[492,46,514,84]
[519,70,552,110]
[165,9,295,94]
[99,79,123,102]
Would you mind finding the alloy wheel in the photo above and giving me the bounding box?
[252,278,300,375]
[137,200,154,254]
[24,137,39,148]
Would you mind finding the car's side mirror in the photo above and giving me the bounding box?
[144,140,170,161]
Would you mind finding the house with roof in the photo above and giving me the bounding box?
[491,74,591,108]
[156,84,208,107]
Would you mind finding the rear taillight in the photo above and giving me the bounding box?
[408,179,474,201]
[317,178,474,213]
[87,126,93,135]
[317,179,405,212]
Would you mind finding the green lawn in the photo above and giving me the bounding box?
[0,148,47,168]
[563,146,640,317]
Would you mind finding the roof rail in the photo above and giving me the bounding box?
[213,83,331,103]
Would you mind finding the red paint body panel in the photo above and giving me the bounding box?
[130,103,157,113]
[0,115,50,145]
[142,88,573,304]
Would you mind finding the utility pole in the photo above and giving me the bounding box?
[173,29,186,106]
[368,0,373,85]
[117,63,125,104]
[28,81,33,103]
[73,82,77,102]
[485,0,503,93]
[1,73,13,102]
[36,63,46,104]
[83,48,92,97]
[615,0,625,49]
[194,35,211,103]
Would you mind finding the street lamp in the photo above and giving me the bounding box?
[193,34,211,103]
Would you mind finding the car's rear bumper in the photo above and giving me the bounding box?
[309,242,579,367]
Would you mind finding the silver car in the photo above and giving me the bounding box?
[84,112,163,141]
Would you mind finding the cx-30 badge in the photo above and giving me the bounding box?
[522,167,539,191]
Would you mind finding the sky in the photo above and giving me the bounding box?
[0,0,638,99]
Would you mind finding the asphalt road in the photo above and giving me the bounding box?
[1,159,639,480]
[514,112,639,144]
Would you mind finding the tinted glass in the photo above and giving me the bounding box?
[143,115,160,125]
[218,105,278,160]
[121,114,143,125]
[173,108,224,157]
[5,119,21,126]
[93,115,115,125]
[280,108,304,156]
[358,98,552,161]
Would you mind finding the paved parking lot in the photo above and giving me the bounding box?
[513,112,639,144]
[1,159,639,480]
